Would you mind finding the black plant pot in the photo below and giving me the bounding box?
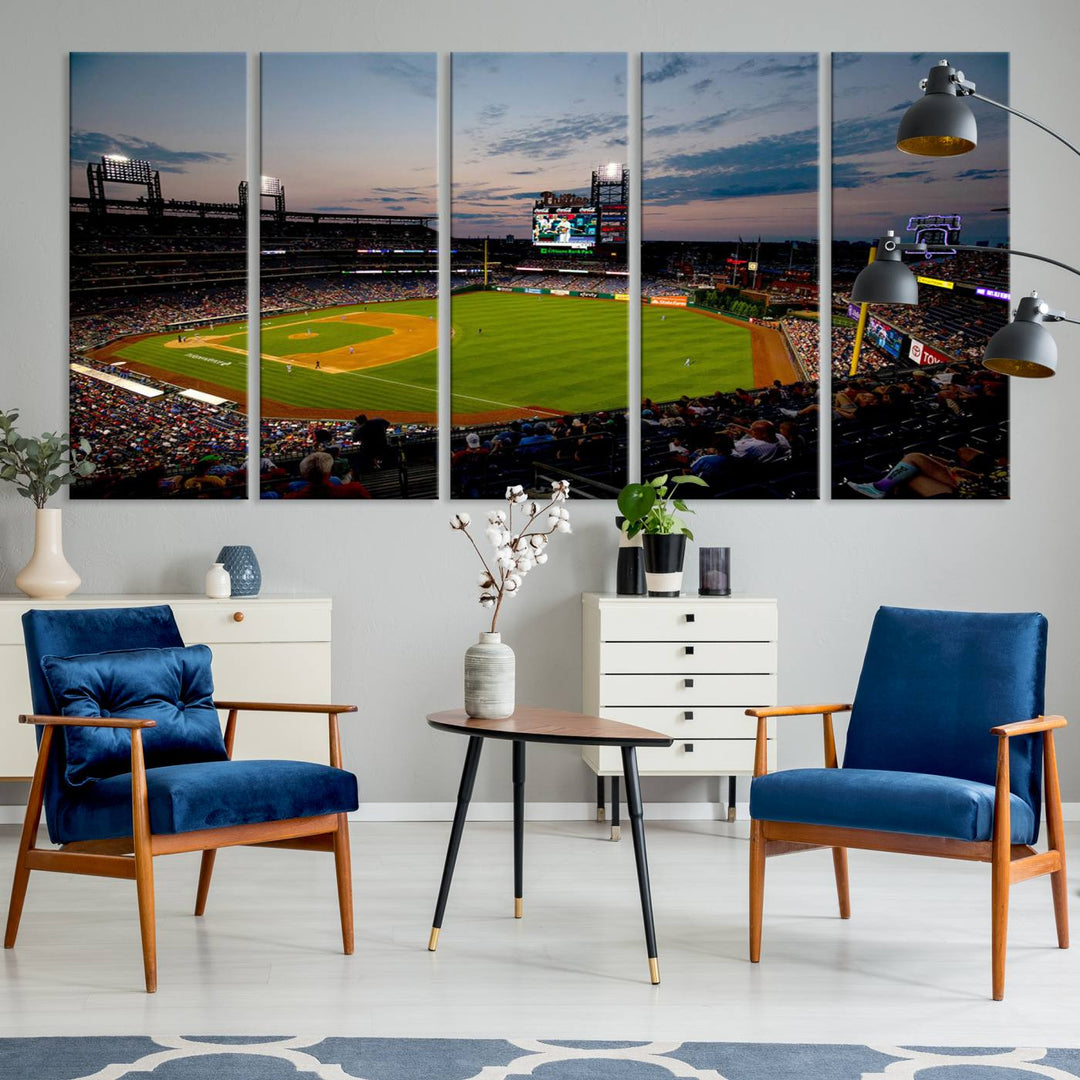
[642,533,687,597]
[615,515,646,596]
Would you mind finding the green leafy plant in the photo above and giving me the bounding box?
[0,410,95,509]
[617,474,708,539]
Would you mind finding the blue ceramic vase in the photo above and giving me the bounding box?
[216,545,261,597]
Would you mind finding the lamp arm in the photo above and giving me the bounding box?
[968,91,1080,161]
[930,244,1080,281]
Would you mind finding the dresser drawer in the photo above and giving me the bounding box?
[600,673,776,708]
[599,705,772,741]
[598,601,776,643]
[172,601,330,645]
[600,641,776,675]
[591,738,772,775]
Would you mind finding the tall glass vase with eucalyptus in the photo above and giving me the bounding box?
[450,480,572,719]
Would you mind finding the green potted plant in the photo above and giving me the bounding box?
[0,409,95,599]
[617,474,708,596]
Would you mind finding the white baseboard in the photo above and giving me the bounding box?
[3,801,1080,826]
[349,801,748,823]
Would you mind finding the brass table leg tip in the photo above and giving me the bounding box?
[610,826,621,842]
[427,927,440,951]
[648,957,660,984]
[514,898,523,919]
[596,808,606,822]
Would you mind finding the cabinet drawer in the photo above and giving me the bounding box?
[592,738,771,775]
[600,673,776,708]
[600,641,776,675]
[599,706,772,741]
[599,601,776,642]
[173,601,330,645]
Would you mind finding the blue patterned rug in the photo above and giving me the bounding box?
[2,1038,1079,1079]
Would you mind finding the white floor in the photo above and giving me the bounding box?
[1,819,1077,1047]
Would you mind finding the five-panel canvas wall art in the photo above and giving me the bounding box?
[67,51,1009,501]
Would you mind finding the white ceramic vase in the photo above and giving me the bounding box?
[464,631,515,719]
[204,562,232,599]
[15,508,81,600]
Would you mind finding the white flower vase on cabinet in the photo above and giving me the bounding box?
[464,631,515,719]
[15,508,81,600]
[204,562,232,599]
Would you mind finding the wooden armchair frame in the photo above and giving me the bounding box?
[4,700,358,993]
[747,703,1069,1000]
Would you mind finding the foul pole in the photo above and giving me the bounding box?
[848,245,877,377]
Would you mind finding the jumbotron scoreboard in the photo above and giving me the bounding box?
[531,207,597,249]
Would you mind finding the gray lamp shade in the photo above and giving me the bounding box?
[850,255,919,305]
[897,63,978,157]
[982,320,1058,378]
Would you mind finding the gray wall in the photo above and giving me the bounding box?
[2,0,1079,807]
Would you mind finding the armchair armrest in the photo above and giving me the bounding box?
[745,703,851,719]
[990,715,1067,738]
[19,713,157,729]
[745,704,851,777]
[213,702,357,768]
[213,701,357,714]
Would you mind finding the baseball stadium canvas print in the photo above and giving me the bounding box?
[69,53,248,499]
[642,53,820,500]
[832,52,1010,500]
[450,53,630,499]
[260,53,438,500]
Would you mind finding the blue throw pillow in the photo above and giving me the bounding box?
[40,644,228,786]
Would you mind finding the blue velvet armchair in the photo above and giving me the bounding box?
[4,605,360,993]
[747,606,1068,1000]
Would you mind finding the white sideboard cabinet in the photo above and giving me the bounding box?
[0,594,334,782]
[582,592,778,836]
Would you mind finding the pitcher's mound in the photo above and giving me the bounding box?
[288,332,319,340]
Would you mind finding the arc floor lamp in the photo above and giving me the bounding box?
[850,59,1079,378]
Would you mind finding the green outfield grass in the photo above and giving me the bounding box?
[641,305,754,403]
[87,292,752,421]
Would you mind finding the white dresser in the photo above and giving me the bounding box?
[0,594,334,782]
[582,592,778,830]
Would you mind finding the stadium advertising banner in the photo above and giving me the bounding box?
[531,207,597,249]
[832,52,1010,500]
[451,52,629,497]
[260,53,439,499]
[642,53,820,500]
[69,53,249,499]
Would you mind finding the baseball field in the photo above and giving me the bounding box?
[83,290,793,425]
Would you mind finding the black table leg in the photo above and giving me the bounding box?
[513,740,525,919]
[429,735,484,951]
[728,775,738,823]
[596,774,606,823]
[610,775,621,841]
[621,745,660,984]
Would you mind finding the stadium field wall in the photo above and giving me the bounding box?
[3,0,1080,810]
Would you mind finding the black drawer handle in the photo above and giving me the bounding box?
[684,742,694,752]
[684,710,694,721]
[684,645,695,655]
[685,613,695,623]
[684,678,694,689]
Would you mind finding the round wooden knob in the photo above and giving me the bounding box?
[233,611,244,623]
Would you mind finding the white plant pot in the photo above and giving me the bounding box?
[464,631,515,719]
[15,508,81,600]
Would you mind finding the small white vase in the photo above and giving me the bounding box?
[204,562,231,599]
[15,508,81,600]
[464,631,515,719]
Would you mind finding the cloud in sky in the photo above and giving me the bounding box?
[70,130,233,174]
[643,52,819,241]
[453,53,627,236]
[832,52,1009,242]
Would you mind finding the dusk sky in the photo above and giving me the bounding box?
[643,53,818,242]
[453,53,627,238]
[833,52,1009,243]
[70,53,245,203]
[261,53,437,216]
